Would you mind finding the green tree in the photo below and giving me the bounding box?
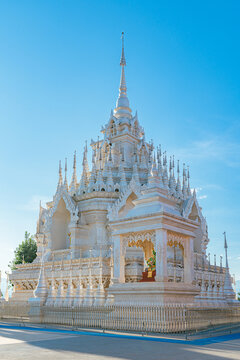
[9,231,37,270]
[238,292,240,301]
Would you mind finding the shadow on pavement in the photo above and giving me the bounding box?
[0,326,239,360]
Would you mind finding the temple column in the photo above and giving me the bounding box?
[113,235,125,283]
[184,237,194,284]
[155,229,168,282]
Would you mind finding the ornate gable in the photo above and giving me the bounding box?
[43,187,79,232]
[182,192,209,250]
[107,178,142,221]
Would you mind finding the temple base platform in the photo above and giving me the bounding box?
[107,281,200,306]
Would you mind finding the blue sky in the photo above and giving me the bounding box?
[0,1,239,285]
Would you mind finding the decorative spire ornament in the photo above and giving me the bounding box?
[88,155,97,192]
[182,163,188,199]
[34,245,48,304]
[169,156,176,196]
[96,168,105,191]
[223,232,236,301]
[187,166,191,197]
[157,145,164,187]
[148,151,160,188]
[114,32,132,119]
[36,200,43,234]
[58,160,63,187]
[176,160,182,198]
[169,156,172,182]
[163,152,168,189]
[151,152,157,176]
[106,163,114,192]
[172,155,176,188]
[64,158,68,190]
[69,151,78,195]
[83,141,89,174]
[78,143,89,195]
[224,231,229,269]
[132,155,140,185]
[119,151,127,191]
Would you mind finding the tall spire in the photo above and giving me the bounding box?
[88,156,97,192]
[114,32,131,119]
[83,141,89,173]
[163,152,168,189]
[182,163,188,199]
[157,145,164,187]
[187,166,191,197]
[78,143,89,195]
[224,231,229,269]
[69,151,77,194]
[64,158,68,190]
[58,160,63,187]
[223,231,236,301]
[169,155,176,196]
[176,160,182,198]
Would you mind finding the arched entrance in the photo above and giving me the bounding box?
[51,198,71,250]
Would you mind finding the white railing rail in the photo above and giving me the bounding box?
[1,302,240,333]
[0,303,30,321]
[42,304,240,333]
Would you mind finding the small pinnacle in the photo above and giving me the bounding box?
[73,151,76,168]
[65,158,67,173]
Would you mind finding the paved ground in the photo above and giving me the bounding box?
[0,324,240,360]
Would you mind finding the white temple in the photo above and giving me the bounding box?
[9,34,237,307]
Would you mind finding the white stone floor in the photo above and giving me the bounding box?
[0,326,240,360]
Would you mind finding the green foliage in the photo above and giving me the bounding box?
[238,292,240,301]
[147,249,156,270]
[9,231,37,270]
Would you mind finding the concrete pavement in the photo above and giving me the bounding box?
[0,324,239,360]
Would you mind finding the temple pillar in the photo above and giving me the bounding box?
[155,229,168,282]
[113,235,125,283]
[184,237,194,283]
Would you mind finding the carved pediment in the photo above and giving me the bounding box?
[182,193,209,248]
[43,187,79,232]
[182,194,203,222]
[107,178,142,221]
